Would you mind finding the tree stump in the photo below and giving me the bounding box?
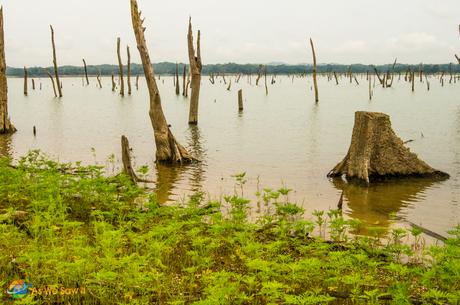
[327,111,449,183]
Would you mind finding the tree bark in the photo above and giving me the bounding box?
[82,58,89,85]
[187,18,202,125]
[127,46,132,95]
[50,25,63,97]
[328,111,449,183]
[310,38,319,103]
[117,37,125,97]
[23,66,28,96]
[0,7,15,134]
[130,0,193,163]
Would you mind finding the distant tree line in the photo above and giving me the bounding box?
[6,62,460,77]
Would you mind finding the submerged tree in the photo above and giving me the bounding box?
[82,58,89,85]
[187,17,202,125]
[50,25,63,97]
[23,67,28,96]
[117,37,125,97]
[127,46,132,95]
[0,7,15,133]
[310,38,319,103]
[130,0,193,163]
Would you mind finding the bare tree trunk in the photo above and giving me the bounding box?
[175,63,180,95]
[411,71,415,92]
[46,71,57,97]
[187,18,202,124]
[130,0,193,163]
[121,135,140,182]
[111,73,116,91]
[136,75,139,90]
[50,25,63,97]
[238,89,243,111]
[333,72,339,85]
[328,111,448,183]
[264,66,268,95]
[117,37,125,97]
[23,67,28,96]
[182,65,186,96]
[455,54,460,64]
[227,79,232,91]
[310,38,319,103]
[82,58,89,85]
[255,65,262,86]
[127,46,132,95]
[185,71,190,97]
[96,68,102,88]
[0,8,15,134]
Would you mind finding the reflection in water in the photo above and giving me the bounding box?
[331,177,445,231]
[187,126,207,193]
[0,135,12,158]
[154,163,183,204]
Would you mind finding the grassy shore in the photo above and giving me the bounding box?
[0,151,458,304]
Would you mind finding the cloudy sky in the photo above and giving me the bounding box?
[2,0,459,67]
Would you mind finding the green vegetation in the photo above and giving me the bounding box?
[0,151,459,304]
[6,62,460,77]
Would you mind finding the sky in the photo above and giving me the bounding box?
[1,0,459,67]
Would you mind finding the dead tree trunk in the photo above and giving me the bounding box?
[50,25,62,97]
[238,89,243,111]
[264,66,268,95]
[333,72,339,85]
[328,111,449,183]
[182,65,186,96]
[82,58,89,85]
[111,73,116,91]
[121,135,140,182]
[96,68,102,88]
[136,75,139,90]
[127,46,132,95]
[23,67,28,96]
[187,18,202,124]
[130,0,193,163]
[31,79,35,90]
[46,71,57,97]
[310,38,319,103]
[175,63,180,95]
[117,37,125,97]
[185,71,190,97]
[455,54,460,64]
[0,8,15,134]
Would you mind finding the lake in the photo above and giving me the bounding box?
[3,74,459,237]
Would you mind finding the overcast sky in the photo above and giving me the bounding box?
[1,0,459,67]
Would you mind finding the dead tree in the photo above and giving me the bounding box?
[185,71,190,97]
[46,70,57,97]
[82,58,89,85]
[130,0,193,163]
[264,66,268,95]
[187,18,202,124]
[227,79,232,91]
[333,72,339,85]
[328,111,448,183]
[456,54,460,64]
[117,37,125,96]
[175,63,180,95]
[136,75,139,90]
[111,73,116,91]
[23,67,28,96]
[238,89,243,111]
[182,65,186,96]
[96,68,102,88]
[121,135,140,182]
[31,79,35,90]
[0,7,15,133]
[50,25,62,97]
[127,46,132,95]
[310,38,319,103]
[255,65,262,85]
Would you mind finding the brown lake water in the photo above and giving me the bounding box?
[2,75,460,237]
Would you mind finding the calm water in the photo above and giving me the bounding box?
[3,75,460,236]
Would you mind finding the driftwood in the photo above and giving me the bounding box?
[328,111,449,183]
[309,38,318,103]
[82,58,89,85]
[117,37,124,96]
[50,25,62,97]
[130,0,193,163]
[187,18,202,124]
[0,7,15,134]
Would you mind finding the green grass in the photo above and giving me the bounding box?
[0,151,458,304]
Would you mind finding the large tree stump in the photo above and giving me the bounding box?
[328,111,449,183]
